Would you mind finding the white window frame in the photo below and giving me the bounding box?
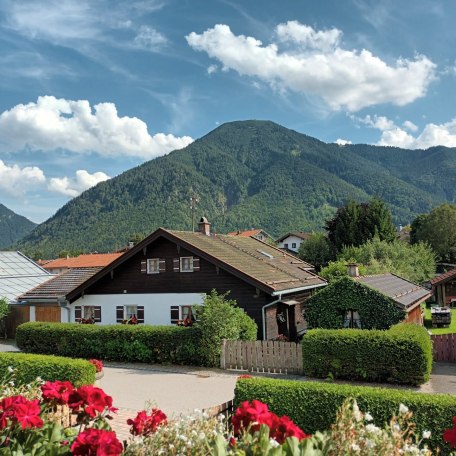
[147,258,160,274]
[83,305,95,320]
[180,256,194,272]
[124,305,138,320]
[292,242,297,249]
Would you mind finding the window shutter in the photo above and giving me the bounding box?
[137,306,144,324]
[192,258,200,271]
[94,306,102,323]
[75,306,81,323]
[170,306,179,324]
[116,306,124,323]
[173,258,180,272]
[141,260,147,273]
[159,259,166,273]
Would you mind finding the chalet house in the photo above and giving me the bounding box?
[19,218,326,340]
[431,269,456,306]
[42,253,123,274]
[276,232,312,253]
[227,229,274,244]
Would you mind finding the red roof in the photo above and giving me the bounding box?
[227,229,263,237]
[431,269,456,286]
[43,253,123,269]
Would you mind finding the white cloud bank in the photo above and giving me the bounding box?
[0,96,193,159]
[335,138,352,146]
[358,115,456,149]
[0,160,46,196]
[48,170,110,197]
[186,21,436,112]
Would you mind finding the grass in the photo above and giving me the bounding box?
[423,307,456,334]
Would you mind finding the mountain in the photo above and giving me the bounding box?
[16,120,456,257]
[0,204,37,249]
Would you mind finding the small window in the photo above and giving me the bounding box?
[83,306,94,320]
[343,310,361,329]
[181,305,193,320]
[75,305,101,323]
[284,243,289,249]
[292,243,297,249]
[147,258,160,274]
[180,257,193,272]
[125,305,137,320]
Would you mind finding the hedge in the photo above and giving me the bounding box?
[0,352,95,387]
[16,322,203,365]
[302,323,432,385]
[235,377,456,453]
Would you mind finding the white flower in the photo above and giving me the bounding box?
[7,366,14,373]
[352,401,362,421]
[351,443,361,452]
[365,424,381,435]
[364,412,373,422]
[270,438,280,448]
[198,432,206,440]
[422,430,431,439]
[399,404,409,414]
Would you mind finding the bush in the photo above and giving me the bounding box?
[234,376,456,453]
[302,323,432,385]
[0,352,95,386]
[16,322,203,365]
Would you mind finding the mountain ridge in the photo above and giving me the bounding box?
[0,204,37,249]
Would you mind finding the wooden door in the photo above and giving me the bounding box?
[35,306,61,322]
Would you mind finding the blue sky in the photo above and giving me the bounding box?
[0,0,455,223]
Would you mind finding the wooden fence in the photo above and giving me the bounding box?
[432,334,456,363]
[220,339,303,375]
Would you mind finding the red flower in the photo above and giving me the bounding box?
[444,417,456,448]
[229,436,237,447]
[68,385,117,418]
[271,415,309,444]
[89,359,103,373]
[231,400,273,434]
[237,375,252,379]
[41,380,74,405]
[0,395,43,430]
[71,428,123,456]
[127,409,167,436]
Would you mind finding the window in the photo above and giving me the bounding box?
[125,305,137,320]
[83,306,94,320]
[343,310,361,329]
[116,305,144,323]
[147,258,160,274]
[284,243,289,249]
[180,257,193,272]
[292,243,297,249]
[170,305,198,325]
[74,305,101,323]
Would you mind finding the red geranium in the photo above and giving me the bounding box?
[0,395,43,430]
[237,374,252,379]
[68,385,117,418]
[41,380,74,405]
[127,408,167,436]
[70,428,123,456]
[89,359,103,373]
[444,417,456,448]
[271,415,309,444]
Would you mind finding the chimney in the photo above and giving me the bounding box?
[198,216,211,236]
[128,241,134,249]
[347,263,359,277]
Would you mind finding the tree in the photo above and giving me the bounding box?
[0,298,10,339]
[298,233,335,271]
[412,204,456,263]
[410,214,428,245]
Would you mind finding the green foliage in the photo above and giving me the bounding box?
[305,276,405,329]
[326,197,396,252]
[298,232,336,271]
[320,238,436,284]
[16,322,204,365]
[0,352,95,386]
[413,204,456,262]
[410,214,428,245]
[234,376,456,453]
[302,323,432,385]
[0,297,9,320]
[0,203,36,249]
[197,290,257,367]
[12,121,452,258]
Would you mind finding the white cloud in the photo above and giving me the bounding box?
[48,170,110,197]
[0,160,45,196]
[356,114,456,149]
[133,25,167,51]
[186,22,436,111]
[0,96,193,159]
[335,138,352,146]
[207,64,218,75]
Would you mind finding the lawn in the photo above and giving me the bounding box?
[423,307,456,334]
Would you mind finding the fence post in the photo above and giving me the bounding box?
[220,339,226,369]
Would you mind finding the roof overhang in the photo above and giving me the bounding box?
[271,282,327,296]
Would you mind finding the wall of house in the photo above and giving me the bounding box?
[277,236,304,253]
[405,305,423,325]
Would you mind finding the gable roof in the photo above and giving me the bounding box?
[19,268,103,300]
[43,253,123,269]
[354,273,431,310]
[65,228,326,301]
[276,232,312,243]
[430,269,456,286]
[0,251,53,303]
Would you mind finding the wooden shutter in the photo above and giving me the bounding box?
[94,306,102,323]
[137,306,144,324]
[159,259,166,273]
[192,258,200,272]
[141,260,147,273]
[170,306,179,324]
[116,306,124,323]
[173,258,180,272]
[75,306,82,323]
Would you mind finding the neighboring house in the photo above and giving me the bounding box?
[227,229,274,243]
[431,269,456,306]
[276,232,312,253]
[42,253,123,274]
[19,218,326,340]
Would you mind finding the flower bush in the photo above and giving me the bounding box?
[88,359,103,373]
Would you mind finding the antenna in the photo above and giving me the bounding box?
[190,196,199,232]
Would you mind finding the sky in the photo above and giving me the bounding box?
[1,0,456,223]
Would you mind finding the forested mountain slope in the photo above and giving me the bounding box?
[16,120,455,257]
[0,204,37,249]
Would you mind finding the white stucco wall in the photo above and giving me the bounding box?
[277,235,304,252]
[70,293,205,325]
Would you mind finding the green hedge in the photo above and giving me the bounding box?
[0,353,95,387]
[302,323,432,385]
[235,377,456,453]
[16,322,203,365]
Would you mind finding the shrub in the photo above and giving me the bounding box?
[302,323,432,385]
[0,352,95,386]
[234,376,456,453]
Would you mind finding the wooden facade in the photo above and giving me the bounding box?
[4,305,30,338]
